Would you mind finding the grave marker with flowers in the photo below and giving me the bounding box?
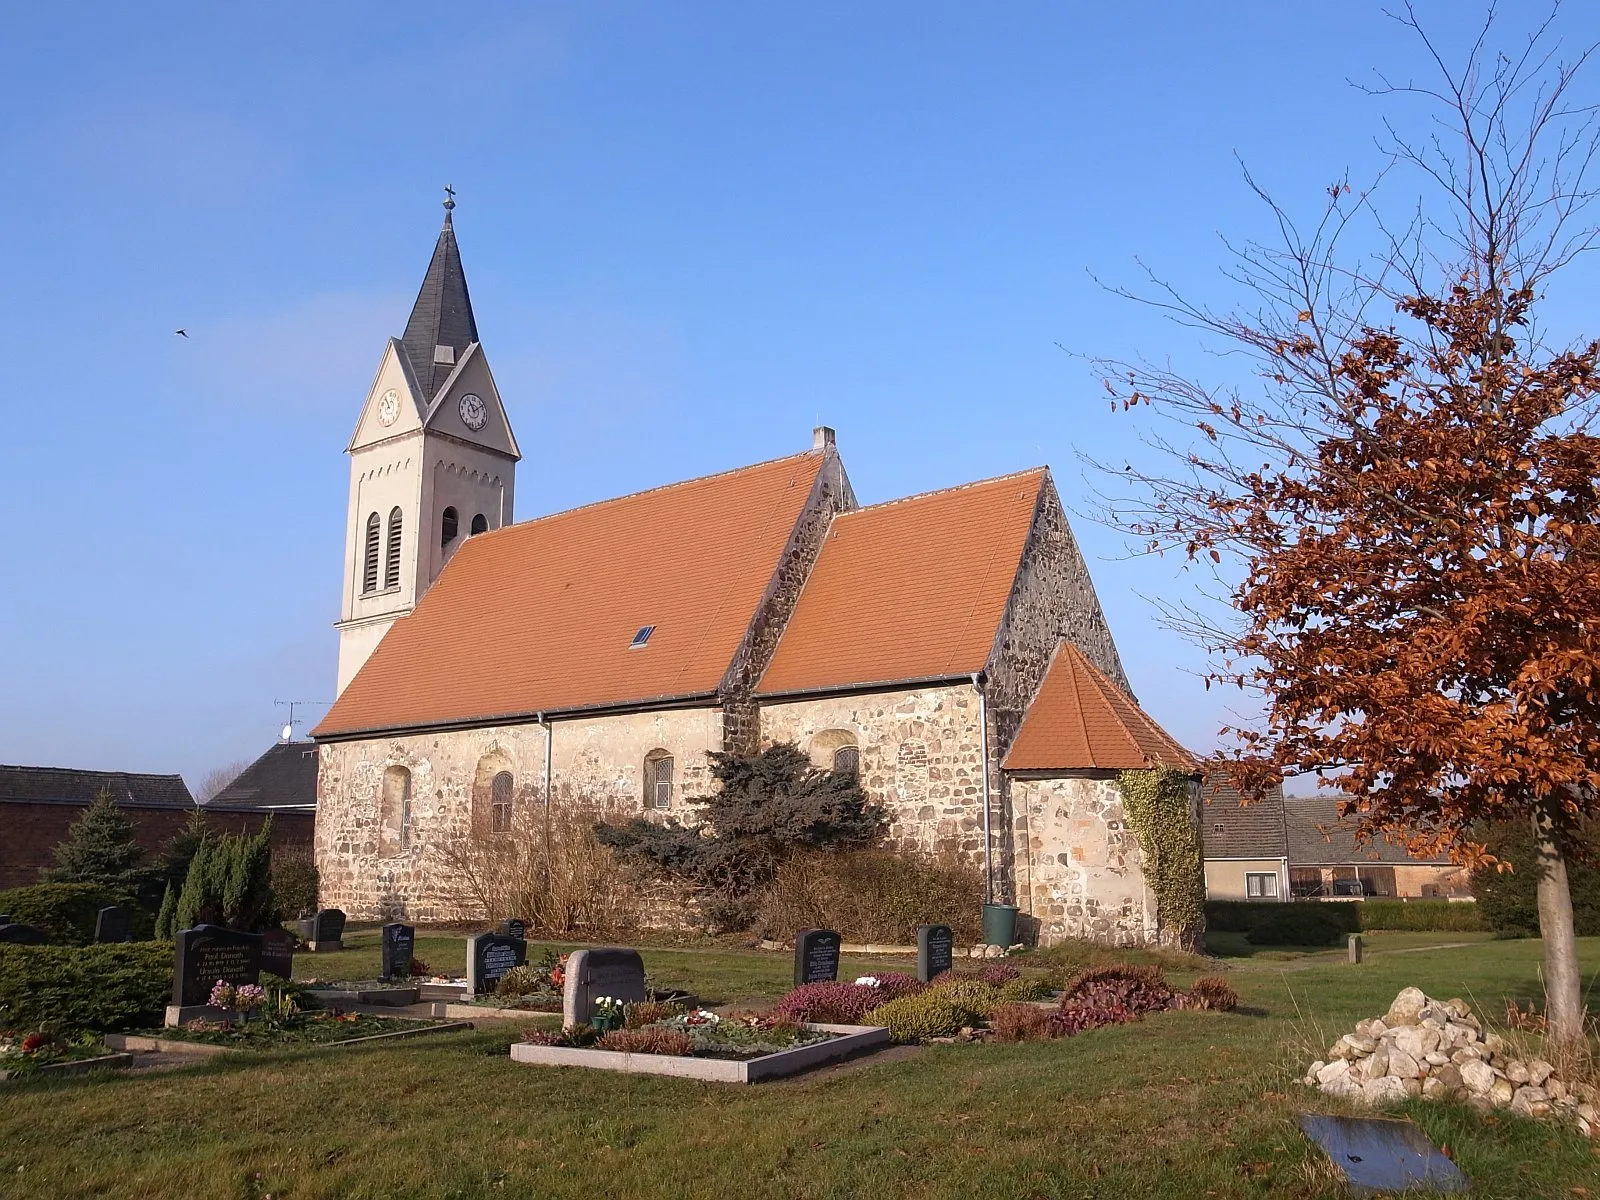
[168,925,263,1025]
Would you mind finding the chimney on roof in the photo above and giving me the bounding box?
[813,426,835,450]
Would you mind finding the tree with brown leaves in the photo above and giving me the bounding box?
[1094,5,1600,1050]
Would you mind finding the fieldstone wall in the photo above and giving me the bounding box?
[315,705,725,919]
[1010,774,1158,947]
[720,450,855,754]
[758,684,987,860]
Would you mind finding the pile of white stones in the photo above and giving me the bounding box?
[1303,986,1598,1138]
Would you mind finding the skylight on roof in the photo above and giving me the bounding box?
[630,625,656,649]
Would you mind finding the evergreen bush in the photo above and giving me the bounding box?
[269,847,319,920]
[1243,908,1343,946]
[863,990,967,1042]
[173,820,279,932]
[0,942,171,1033]
[40,789,159,909]
[0,883,120,945]
[1470,820,1600,937]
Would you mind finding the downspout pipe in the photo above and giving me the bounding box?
[538,713,553,874]
[974,671,993,905]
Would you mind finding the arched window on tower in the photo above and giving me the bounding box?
[470,513,488,536]
[440,506,459,548]
[491,771,513,833]
[362,513,381,593]
[643,749,673,810]
[384,507,403,588]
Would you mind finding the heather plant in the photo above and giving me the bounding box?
[1184,977,1239,1012]
[864,990,968,1043]
[595,1026,693,1056]
[927,978,1001,1022]
[771,982,882,1025]
[989,1003,1056,1043]
[623,1000,685,1028]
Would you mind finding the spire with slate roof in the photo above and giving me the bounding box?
[401,187,480,402]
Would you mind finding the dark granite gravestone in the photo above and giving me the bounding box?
[260,928,297,980]
[94,905,131,944]
[172,925,263,1007]
[0,914,11,925]
[296,908,346,950]
[466,932,526,994]
[0,923,48,945]
[561,947,647,1027]
[501,918,526,940]
[793,928,842,986]
[916,924,955,983]
[1298,1114,1468,1193]
[382,923,416,981]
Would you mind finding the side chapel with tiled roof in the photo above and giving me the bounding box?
[311,207,1201,946]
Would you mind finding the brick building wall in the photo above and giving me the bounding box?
[0,801,312,891]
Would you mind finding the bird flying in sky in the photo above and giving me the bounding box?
[174,329,188,338]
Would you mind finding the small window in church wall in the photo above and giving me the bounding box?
[362,513,381,593]
[491,771,513,833]
[384,508,403,588]
[441,507,459,547]
[643,750,673,809]
[470,513,488,536]
[832,746,860,780]
[381,765,412,856]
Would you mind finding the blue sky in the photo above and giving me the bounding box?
[3,2,1594,788]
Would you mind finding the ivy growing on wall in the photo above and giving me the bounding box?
[1116,767,1205,951]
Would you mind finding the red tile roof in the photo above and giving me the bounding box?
[1003,643,1195,772]
[315,451,827,738]
[756,470,1047,696]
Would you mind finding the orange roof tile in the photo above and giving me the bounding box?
[756,470,1046,695]
[1003,643,1196,772]
[314,450,827,738]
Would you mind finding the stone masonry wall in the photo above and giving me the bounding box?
[758,684,987,861]
[315,705,725,920]
[983,477,1134,905]
[1011,774,1158,946]
[720,450,856,755]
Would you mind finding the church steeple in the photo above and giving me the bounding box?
[401,189,480,402]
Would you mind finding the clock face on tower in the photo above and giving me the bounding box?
[458,393,488,432]
[376,389,400,426]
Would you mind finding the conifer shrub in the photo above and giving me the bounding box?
[174,821,278,932]
[0,942,171,1033]
[1469,820,1600,937]
[864,990,967,1043]
[926,977,1001,1021]
[41,789,158,907]
[269,847,320,921]
[0,883,119,946]
[1242,907,1343,946]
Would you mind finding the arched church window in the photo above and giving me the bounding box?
[832,745,860,780]
[384,508,403,588]
[643,750,673,810]
[441,507,459,548]
[491,771,513,833]
[381,765,412,855]
[470,513,488,536]
[362,513,381,593]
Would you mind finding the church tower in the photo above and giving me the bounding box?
[334,196,520,694]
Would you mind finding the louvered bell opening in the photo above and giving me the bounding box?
[363,514,381,593]
[385,509,403,589]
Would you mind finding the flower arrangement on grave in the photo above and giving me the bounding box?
[0,1030,102,1075]
[590,996,624,1033]
[409,958,430,978]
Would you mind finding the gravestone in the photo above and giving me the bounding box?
[561,947,647,1028]
[260,927,297,979]
[296,908,346,951]
[382,922,416,981]
[916,923,955,983]
[0,914,11,925]
[94,905,131,944]
[793,928,842,986]
[172,925,263,1008]
[1348,934,1364,965]
[466,932,526,995]
[501,918,527,940]
[0,923,48,945]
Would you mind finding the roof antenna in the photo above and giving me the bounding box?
[275,699,328,743]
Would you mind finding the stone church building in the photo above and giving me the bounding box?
[311,205,1199,947]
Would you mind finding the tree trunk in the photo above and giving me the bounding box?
[1531,800,1584,1053]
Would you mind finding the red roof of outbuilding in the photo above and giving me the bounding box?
[756,470,1047,695]
[1003,643,1195,772]
[315,450,828,738]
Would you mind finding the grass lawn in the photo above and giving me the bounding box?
[2,937,1596,1198]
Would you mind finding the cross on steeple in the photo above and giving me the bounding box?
[443,184,456,222]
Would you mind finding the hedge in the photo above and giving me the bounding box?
[1244,909,1344,946]
[0,942,172,1033]
[0,883,121,945]
[1204,898,1480,936]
